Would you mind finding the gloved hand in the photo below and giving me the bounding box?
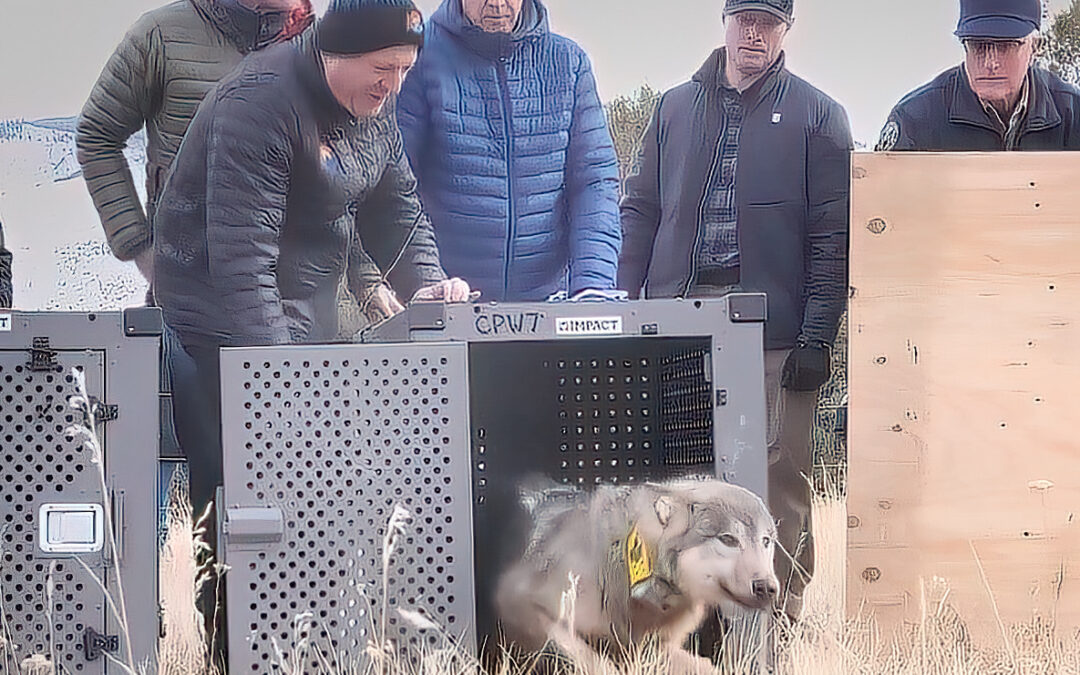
[782,339,832,392]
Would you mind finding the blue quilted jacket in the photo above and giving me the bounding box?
[397,0,621,301]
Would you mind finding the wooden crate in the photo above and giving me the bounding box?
[847,152,1080,641]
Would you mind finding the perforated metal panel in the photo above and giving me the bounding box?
[221,298,769,667]
[0,354,106,673]
[361,297,769,494]
[0,311,161,675]
[220,344,476,674]
[466,337,721,645]
[659,345,714,466]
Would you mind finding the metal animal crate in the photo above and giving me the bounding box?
[218,296,768,671]
[0,310,161,674]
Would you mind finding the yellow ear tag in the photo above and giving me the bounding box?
[626,525,653,586]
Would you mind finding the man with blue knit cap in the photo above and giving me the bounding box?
[396,0,622,302]
[878,0,1080,150]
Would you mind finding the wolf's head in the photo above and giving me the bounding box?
[650,479,780,613]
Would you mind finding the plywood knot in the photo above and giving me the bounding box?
[867,218,888,235]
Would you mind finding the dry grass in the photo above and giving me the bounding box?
[158,473,222,675]
[150,480,1080,675]
[5,435,1079,673]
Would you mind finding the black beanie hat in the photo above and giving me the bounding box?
[317,0,425,55]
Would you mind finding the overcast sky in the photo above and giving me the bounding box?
[0,0,1069,145]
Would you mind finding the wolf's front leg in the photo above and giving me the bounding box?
[665,647,721,675]
[547,623,623,675]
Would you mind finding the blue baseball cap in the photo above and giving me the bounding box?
[955,0,1041,40]
[724,0,795,25]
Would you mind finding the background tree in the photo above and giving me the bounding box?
[1039,0,1080,84]
[604,85,661,191]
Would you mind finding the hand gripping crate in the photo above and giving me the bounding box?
[217,296,768,671]
[0,310,161,674]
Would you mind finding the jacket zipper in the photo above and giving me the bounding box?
[497,57,516,300]
[683,119,726,297]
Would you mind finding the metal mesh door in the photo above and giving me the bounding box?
[0,353,109,674]
[220,343,476,674]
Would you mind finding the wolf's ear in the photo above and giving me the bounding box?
[654,496,675,527]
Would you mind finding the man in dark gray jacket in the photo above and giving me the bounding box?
[155,0,469,528]
[619,0,851,621]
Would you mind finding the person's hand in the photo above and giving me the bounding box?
[781,340,832,392]
[365,283,405,321]
[133,248,154,283]
[411,278,473,304]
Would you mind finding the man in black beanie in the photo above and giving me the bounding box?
[153,1,469,654]
[156,0,469,513]
[619,0,852,624]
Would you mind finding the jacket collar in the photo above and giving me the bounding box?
[191,0,313,53]
[694,48,787,112]
[297,33,397,133]
[948,64,1061,136]
[431,0,548,59]
[296,32,354,128]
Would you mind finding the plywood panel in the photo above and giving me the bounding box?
[847,152,1080,642]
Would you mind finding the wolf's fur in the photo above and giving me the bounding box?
[495,478,779,674]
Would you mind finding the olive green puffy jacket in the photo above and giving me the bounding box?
[75,0,311,261]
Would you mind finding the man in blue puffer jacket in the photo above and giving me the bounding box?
[397,0,621,301]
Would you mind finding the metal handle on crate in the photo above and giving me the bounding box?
[224,506,285,547]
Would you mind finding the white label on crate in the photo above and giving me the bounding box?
[555,316,622,337]
[0,313,11,332]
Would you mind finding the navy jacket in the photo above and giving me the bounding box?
[877,65,1080,151]
[619,50,852,349]
[397,0,621,301]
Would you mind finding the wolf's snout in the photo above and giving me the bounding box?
[751,577,778,602]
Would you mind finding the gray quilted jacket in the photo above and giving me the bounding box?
[153,35,446,348]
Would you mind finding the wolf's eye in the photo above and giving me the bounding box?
[763,536,772,548]
[718,534,739,548]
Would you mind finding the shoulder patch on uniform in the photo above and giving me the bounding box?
[877,120,900,152]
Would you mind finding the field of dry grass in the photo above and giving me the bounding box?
[148,480,1080,675]
[4,472,1078,674]
[3,385,1076,675]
